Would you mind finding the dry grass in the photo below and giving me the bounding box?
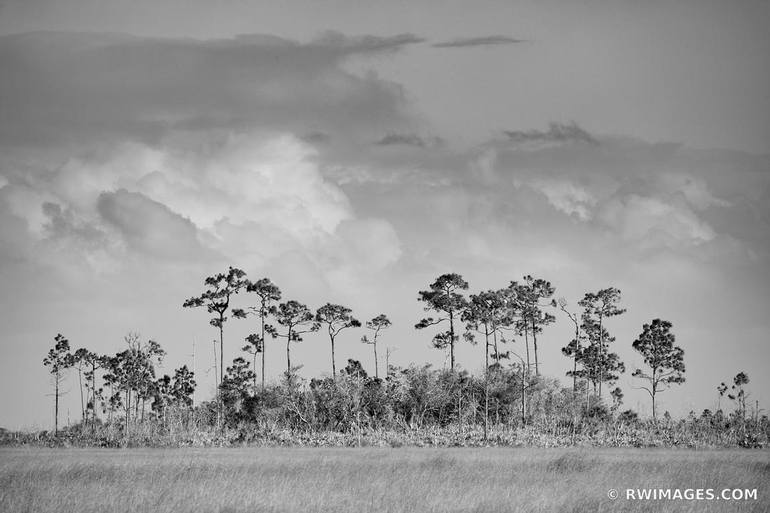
[0,447,768,512]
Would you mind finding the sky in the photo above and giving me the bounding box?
[0,0,768,429]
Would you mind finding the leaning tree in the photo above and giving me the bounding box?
[631,318,685,420]
[316,303,361,378]
[183,266,248,389]
[415,273,469,371]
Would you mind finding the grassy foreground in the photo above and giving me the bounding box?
[0,448,767,512]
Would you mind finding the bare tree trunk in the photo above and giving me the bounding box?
[572,356,578,395]
[219,316,224,389]
[54,372,60,435]
[212,339,220,428]
[449,311,455,371]
[373,342,378,379]
[261,312,266,390]
[91,362,99,428]
[484,329,489,441]
[252,351,258,390]
[523,326,530,376]
[598,313,604,398]
[331,334,336,378]
[77,366,85,425]
[532,318,539,376]
[212,340,218,391]
[286,329,292,374]
[520,367,526,426]
[573,322,580,395]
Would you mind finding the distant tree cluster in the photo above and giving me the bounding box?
[40,267,761,444]
[42,333,195,434]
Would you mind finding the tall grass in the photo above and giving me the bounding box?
[0,447,767,512]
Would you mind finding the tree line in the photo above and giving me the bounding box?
[41,267,757,441]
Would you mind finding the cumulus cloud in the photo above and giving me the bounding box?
[0,127,405,295]
[527,178,597,221]
[0,30,415,304]
[656,174,730,210]
[334,217,402,270]
[597,194,716,247]
[433,36,526,48]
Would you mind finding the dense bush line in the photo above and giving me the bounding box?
[8,360,768,448]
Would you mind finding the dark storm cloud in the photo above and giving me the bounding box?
[374,133,444,148]
[313,31,425,52]
[503,122,598,146]
[42,202,106,248]
[433,35,526,48]
[96,189,206,259]
[300,131,332,144]
[0,31,418,147]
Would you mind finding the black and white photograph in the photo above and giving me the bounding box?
[0,1,768,511]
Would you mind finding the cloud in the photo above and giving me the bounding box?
[334,217,402,270]
[597,193,716,247]
[0,31,419,148]
[1,27,769,428]
[0,126,405,293]
[312,31,425,53]
[526,178,597,221]
[42,201,106,247]
[433,35,526,48]
[96,189,207,260]
[656,174,730,210]
[478,131,749,250]
[502,122,598,148]
[375,133,443,148]
[300,131,332,145]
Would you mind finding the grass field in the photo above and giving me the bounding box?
[0,447,767,512]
